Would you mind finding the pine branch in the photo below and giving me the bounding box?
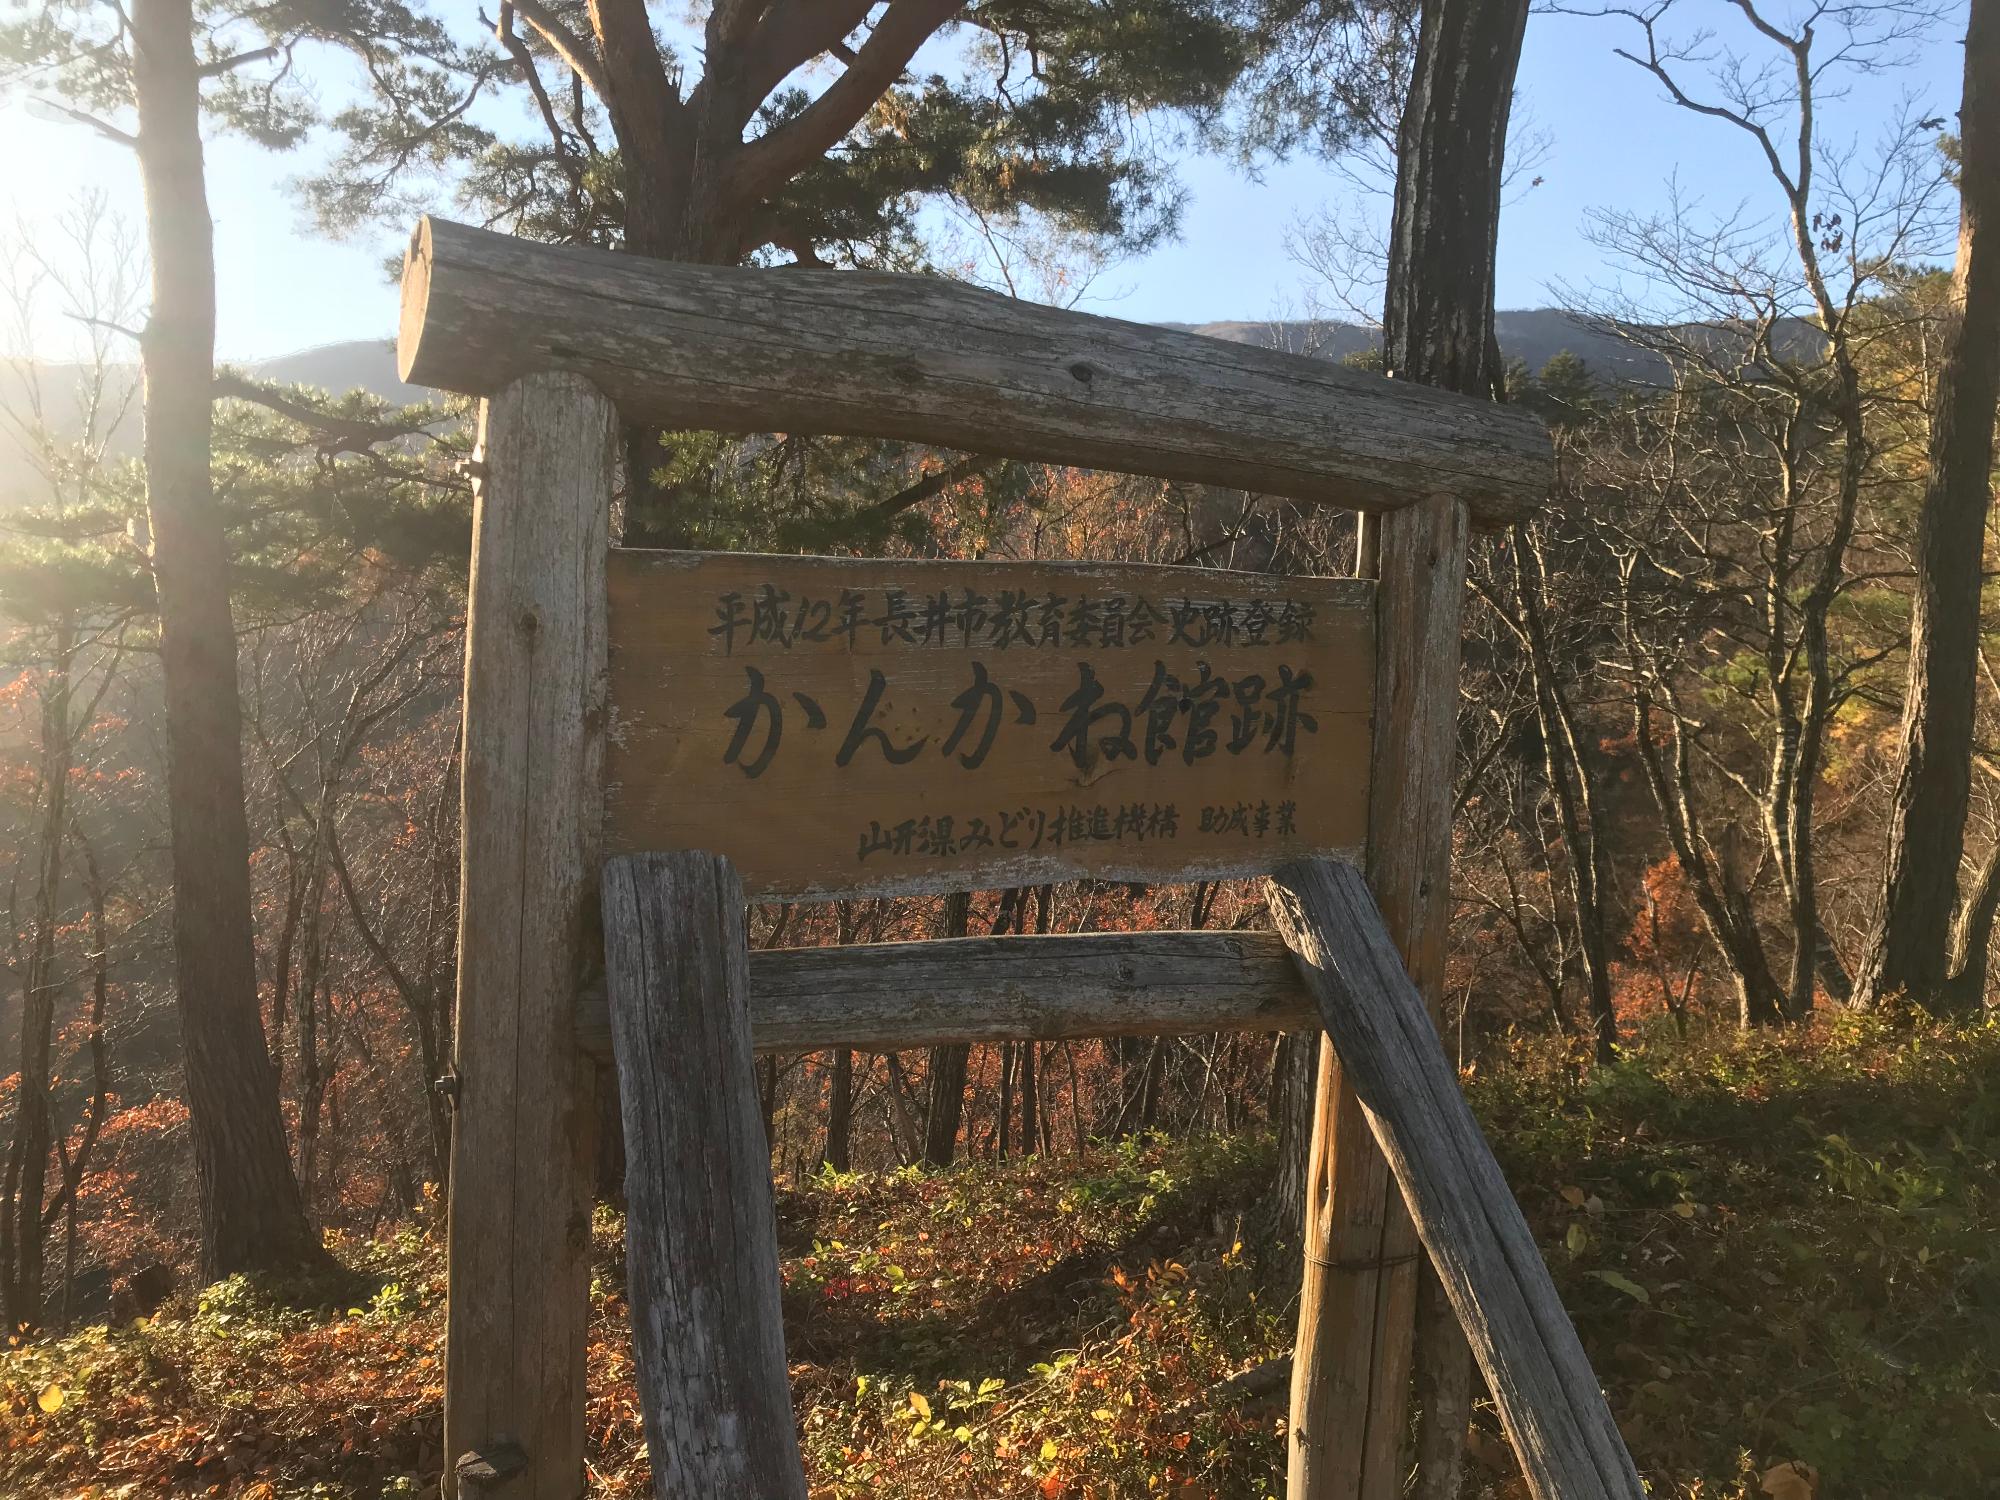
[729,0,963,202]
[509,0,609,98]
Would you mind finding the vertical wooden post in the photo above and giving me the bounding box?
[1288,494,1468,1500]
[602,852,810,1500]
[444,372,617,1499]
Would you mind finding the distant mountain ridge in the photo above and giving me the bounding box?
[0,340,424,504]
[1168,308,1687,383]
[0,309,1802,504]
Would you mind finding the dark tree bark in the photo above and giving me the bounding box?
[921,1045,971,1168]
[1856,0,2000,1012]
[920,891,973,1168]
[1378,0,1532,1491]
[1022,887,1052,1154]
[819,900,867,1172]
[997,1043,1016,1160]
[131,0,325,1281]
[1949,829,2000,1006]
[1017,1039,1039,1156]
[822,1049,854,1171]
[1258,1028,1319,1277]
[1380,0,1526,401]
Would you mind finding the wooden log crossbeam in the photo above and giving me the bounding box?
[398,216,1553,524]
[1268,858,1644,1500]
[573,929,1316,1058]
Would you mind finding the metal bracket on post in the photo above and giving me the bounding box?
[454,1441,528,1491]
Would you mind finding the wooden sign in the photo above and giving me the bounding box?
[605,551,1374,900]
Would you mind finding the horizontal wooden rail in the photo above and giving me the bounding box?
[400,217,1553,524]
[574,930,1312,1058]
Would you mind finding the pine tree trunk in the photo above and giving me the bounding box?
[131,0,325,1281]
[1378,0,1532,1491]
[1857,0,2000,1010]
[585,0,750,544]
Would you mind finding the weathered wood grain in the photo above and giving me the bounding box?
[399,216,1553,524]
[1269,859,1644,1500]
[1288,493,1468,1500]
[603,853,809,1500]
[444,373,615,1500]
[572,929,1316,1059]
[606,549,1373,899]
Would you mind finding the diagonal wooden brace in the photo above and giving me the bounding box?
[1268,858,1644,1500]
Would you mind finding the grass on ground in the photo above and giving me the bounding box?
[5,1011,1996,1499]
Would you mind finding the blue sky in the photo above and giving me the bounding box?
[0,2,1969,363]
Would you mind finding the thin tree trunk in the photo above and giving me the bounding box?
[1018,1040,1038,1156]
[1627,672,1789,1028]
[1066,1043,1085,1154]
[921,1044,970,1168]
[881,1053,926,1162]
[1516,534,1618,1063]
[292,787,335,1221]
[267,857,304,1091]
[997,1042,1015,1161]
[58,837,114,1328]
[326,791,454,1190]
[1260,1029,1317,1268]
[2,620,72,1331]
[1857,0,2000,1011]
[1027,888,1051,1155]
[131,0,324,1280]
[822,1049,853,1172]
[1781,366,1863,1021]
[921,892,973,1167]
[1138,1038,1166,1133]
[1107,1035,1155,1138]
[1948,836,2000,1006]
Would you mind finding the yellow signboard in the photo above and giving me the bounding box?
[606,551,1373,900]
